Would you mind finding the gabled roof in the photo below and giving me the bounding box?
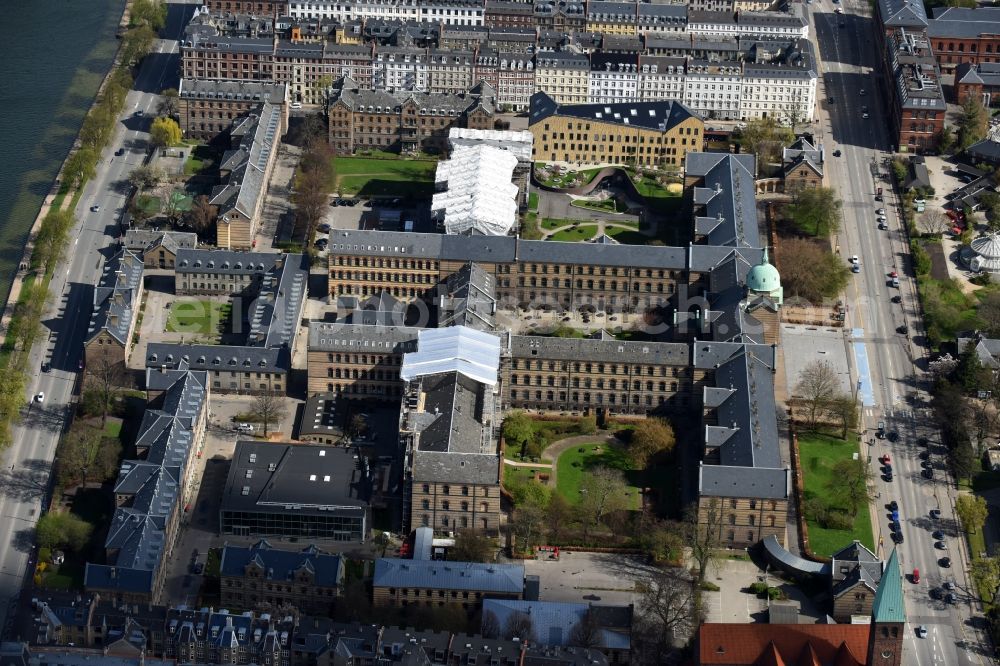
[697,624,868,665]
[400,326,501,386]
[86,248,144,345]
[219,540,345,588]
[529,91,701,133]
[877,0,927,27]
[373,558,524,594]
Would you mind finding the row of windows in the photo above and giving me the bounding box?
[334,256,439,269]
[323,382,403,396]
[729,513,776,527]
[512,360,686,375]
[420,484,490,496]
[420,499,489,512]
[323,352,401,364]
[511,376,681,391]
[420,514,491,528]
[510,389,688,407]
[331,270,437,283]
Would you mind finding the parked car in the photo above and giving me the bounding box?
[888,500,898,511]
[912,568,920,583]
[41,362,50,373]
[939,557,951,568]
[876,208,886,215]
[35,392,44,403]
[317,223,331,233]
[290,101,303,109]
[932,530,945,540]
[935,540,948,550]
[880,454,892,465]
[237,423,254,433]
[930,509,941,519]
[891,295,902,303]
[833,149,842,157]
[90,205,100,212]
[114,148,125,156]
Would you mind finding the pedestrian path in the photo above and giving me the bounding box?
[851,328,876,407]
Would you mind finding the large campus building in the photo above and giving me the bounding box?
[309,151,791,547]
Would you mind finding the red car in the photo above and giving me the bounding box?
[881,454,892,465]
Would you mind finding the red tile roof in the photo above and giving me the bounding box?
[698,624,870,666]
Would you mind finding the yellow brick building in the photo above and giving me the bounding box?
[528,91,704,168]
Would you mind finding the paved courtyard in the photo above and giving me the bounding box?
[780,324,854,396]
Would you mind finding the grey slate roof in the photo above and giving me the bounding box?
[211,102,281,222]
[308,321,420,353]
[300,392,343,440]
[219,540,345,587]
[698,464,790,499]
[145,343,290,374]
[326,229,688,269]
[958,335,1000,370]
[222,441,371,517]
[373,558,524,593]
[86,248,144,345]
[967,139,1000,165]
[175,248,282,275]
[928,6,1000,38]
[509,334,689,366]
[783,136,824,178]
[247,253,308,348]
[877,0,927,27]
[329,75,495,116]
[406,371,501,485]
[529,90,701,133]
[686,153,760,250]
[438,262,497,332]
[124,229,198,255]
[87,369,208,596]
[178,78,287,104]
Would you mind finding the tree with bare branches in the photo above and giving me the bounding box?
[85,359,126,426]
[570,609,604,649]
[917,210,950,236]
[795,360,839,428]
[637,567,700,657]
[185,195,218,234]
[685,499,722,584]
[251,391,285,437]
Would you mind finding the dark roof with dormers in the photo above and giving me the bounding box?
[219,539,345,588]
[145,343,290,374]
[86,248,144,345]
[529,90,701,133]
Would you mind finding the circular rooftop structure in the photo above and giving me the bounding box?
[966,233,1000,273]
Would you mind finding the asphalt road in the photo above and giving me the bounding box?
[808,1,991,664]
[0,2,196,637]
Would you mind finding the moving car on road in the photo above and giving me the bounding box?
[34,392,44,403]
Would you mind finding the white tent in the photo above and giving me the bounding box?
[400,326,501,386]
[432,144,519,236]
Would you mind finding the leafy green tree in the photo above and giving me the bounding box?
[130,0,166,31]
[128,165,163,192]
[958,96,988,151]
[828,458,872,517]
[956,494,989,535]
[502,411,534,458]
[577,467,630,539]
[629,418,675,466]
[35,512,93,552]
[449,530,495,563]
[956,343,991,392]
[738,117,794,165]
[58,424,121,489]
[779,238,849,302]
[786,186,842,237]
[64,147,98,188]
[150,116,182,147]
[506,477,551,509]
[122,25,157,64]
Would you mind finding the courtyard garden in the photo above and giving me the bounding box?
[798,431,875,557]
[166,299,232,337]
[333,155,437,197]
[556,441,643,510]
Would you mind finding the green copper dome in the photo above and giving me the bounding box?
[746,248,781,294]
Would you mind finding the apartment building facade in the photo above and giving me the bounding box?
[529,91,704,168]
[927,7,1000,72]
[177,79,288,141]
[83,248,144,371]
[327,76,495,154]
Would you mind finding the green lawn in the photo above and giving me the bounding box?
[541,217,578,231]
[333,156,437,197]
[798,432,875,557]
[556,442,641,509]
[572,198,620,213]
[104,419,122,439]
[527,192,539,210]
[184,144,219,176]
[606,226,650,245]
[549,225,598,242]
[166,300,231,335]
[135,194,161,216]
[504,464,551,486]
[919,276,980,348]
[168,191,193,213]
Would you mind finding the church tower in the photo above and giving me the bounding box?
[867,548,905,666]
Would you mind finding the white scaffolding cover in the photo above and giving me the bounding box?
[432,144,519,236]
[400,326,501,386]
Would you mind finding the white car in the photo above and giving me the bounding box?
[916,625,928,638]
[862,112,870,119]
[835,6,843,12]
[34,392,44,403]
[237,423,255,433]
[876,208,886,215]
[290,101,303,109]
[849,255,859,264]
